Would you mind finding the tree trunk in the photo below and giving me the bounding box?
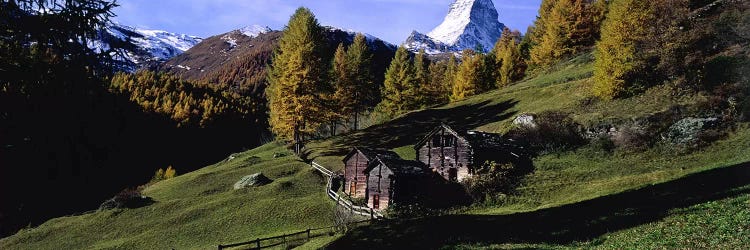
[354,111,359,131]
[330,121,337,137]
[293,126,301,155]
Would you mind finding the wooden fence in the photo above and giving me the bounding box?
[217,220,372,250]
[312,161,384,219]
[217,161,383,249]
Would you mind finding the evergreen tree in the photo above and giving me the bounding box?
[444,54,458,93]
[593,0,650,98]
[528,0,558,50]
[530,0,606,68]
[593,0,681,99]
[377,46,418,117]
[330,43,350,135]
[423,58,451,106]
[452,50,485,102]
[494,29,526,86]
[414,49,430,107]
[267,7,329,152]
[345,34,376,130]
[481,51,497,91]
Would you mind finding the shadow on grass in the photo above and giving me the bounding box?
[326,162,750,249]
[303,99,518,160]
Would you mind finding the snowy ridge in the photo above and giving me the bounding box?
[222,25,272,49]
[403,0,505,54]
[238,25,272,38]
[403,31,451,55]
[325,26,397,50]
[92,23,202,70]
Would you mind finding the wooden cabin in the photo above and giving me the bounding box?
[414,124,520,182]
[342,147,400,198]
[364,157,428,211]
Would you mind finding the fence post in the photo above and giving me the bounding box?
[217,244,223,250]
[307,229,311,241]
[256,238,260,249]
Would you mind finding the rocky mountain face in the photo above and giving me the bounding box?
[404,0,505,54]
[159,26,397,97]
[159,25,278,84]
[93,23,202,70]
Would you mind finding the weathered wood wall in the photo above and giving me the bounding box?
[416,127,473,182]
[366,164,393,211]
[343,153,369,198]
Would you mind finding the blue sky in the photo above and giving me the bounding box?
[113,0,541,44]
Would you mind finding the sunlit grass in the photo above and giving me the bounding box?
[0,142,335,249]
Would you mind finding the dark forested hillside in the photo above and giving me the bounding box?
[0,1,265,237]
[156,28,397,129]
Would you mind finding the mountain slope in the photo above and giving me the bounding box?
[159,26,397,97]
[2,51,749,249]
[94,23,202,69]
[405,0,505,53]
[0,143,335,249]
[305,51,750,248]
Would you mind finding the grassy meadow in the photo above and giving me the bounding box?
[0,142,335,249]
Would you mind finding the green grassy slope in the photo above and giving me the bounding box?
[306,53,710,170]
[457,185,750,249]
[305,52,749,214]
[0,142,334,249]
[2,53,747,249]
[326,163,750,249]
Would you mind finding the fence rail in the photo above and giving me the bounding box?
[217,161,383,249]
[217,220,372,250]
[311,161,384,219]
[311,162,333,177]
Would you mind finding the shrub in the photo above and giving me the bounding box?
[741,99,750,122]
[463,161,519,203]
[151,166,177,183]
[507,111,585,154]
[99,187,154,211]
[612,125,652,152]
[152,168,165,182]
[385,202,443,219]
[164,166,177,179]
[590,135,616,153]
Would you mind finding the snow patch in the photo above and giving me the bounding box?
[238,25,272,38]
[404,0,505,53]
[222,34,238,48]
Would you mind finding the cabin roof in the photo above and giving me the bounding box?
[365,157,427,176]
[342,147,400,163]
[413,124,529,158]
[414,124,468,149]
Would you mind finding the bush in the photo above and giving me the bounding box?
[152,166,177,182]
[612,125,652,152]
[507,111,585,155]
[164,166,176,179]
[152,168,165,182]
[741,99,750,122]
[99,187,154,211]
[385,202,443,219]
[463,161,519,203]
[590,136,616,153]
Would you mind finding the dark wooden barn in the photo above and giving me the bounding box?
[342,147,400,199]
[364,157,428,211]
[414,124,524,182]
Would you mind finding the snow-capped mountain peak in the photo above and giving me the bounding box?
[94,23,202,70]
[404,0,505,54]
[238,25,272,38]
